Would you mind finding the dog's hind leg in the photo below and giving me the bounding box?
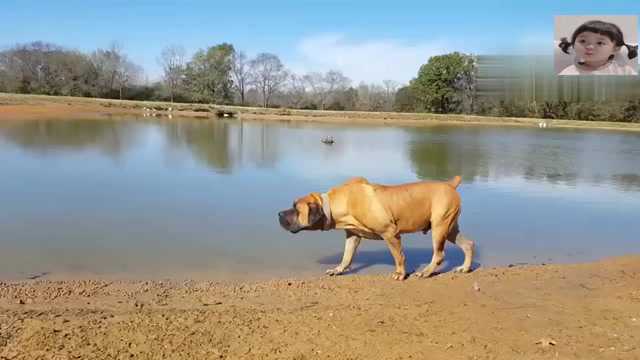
[447,223,475,273]
[326,231,361,276]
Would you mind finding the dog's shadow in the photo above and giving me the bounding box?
[317,246,481,276]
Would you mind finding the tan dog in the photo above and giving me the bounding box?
[278,176,474,280]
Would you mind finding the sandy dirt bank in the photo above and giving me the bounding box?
[1,256,639,359]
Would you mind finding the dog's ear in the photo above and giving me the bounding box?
[307,202,325,226]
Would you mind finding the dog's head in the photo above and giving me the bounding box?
[278,193,327,234]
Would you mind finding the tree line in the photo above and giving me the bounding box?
[0,41,400,112]
[1,41,639,122]
[0,42,142,100]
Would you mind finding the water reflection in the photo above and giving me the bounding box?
[612,173,640,192]
[407,127,490,182]
[1,119,639,192]
[164,120,233,173]
[0,120,137,157]
[407,126,640,192]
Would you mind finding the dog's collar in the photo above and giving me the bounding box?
[320,192,333,231]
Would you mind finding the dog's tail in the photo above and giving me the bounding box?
[447,175,462,189]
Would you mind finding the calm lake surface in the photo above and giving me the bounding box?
[1,117,639,280]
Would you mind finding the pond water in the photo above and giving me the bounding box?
[0,117,639,280]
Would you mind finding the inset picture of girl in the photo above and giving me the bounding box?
[555,16,638,75]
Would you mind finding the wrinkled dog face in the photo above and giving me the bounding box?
[278,195,324,233]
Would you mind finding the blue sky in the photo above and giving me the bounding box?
[1,0,638,84]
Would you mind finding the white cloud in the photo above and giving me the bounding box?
[287,34,452,85]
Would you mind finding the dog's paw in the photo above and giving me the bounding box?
[413,271,433,279]
[391,272,407,281]
[326,267,346,276]
[453,266,471,273]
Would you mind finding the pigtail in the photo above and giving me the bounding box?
[558,37,572,54]
[625,44,638,59]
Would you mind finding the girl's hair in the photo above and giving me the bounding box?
[558,20,638,60]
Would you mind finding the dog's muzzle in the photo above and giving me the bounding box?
[278,209,302,233]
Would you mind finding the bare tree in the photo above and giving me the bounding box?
[324,70,351,108]
[356,82,386,111]
[382,80,400,111]
[249,53,287,108]
[355,82,370,111]
[231,50,250,105]
[326,70,350,90]
[158,45,185,103]
[115,59,142,100]
[286,73,308,108]
[303,70,350,110]
[303,72,327,108]
[368,84,387,111]
[91,42,126,98]
[0,55,8,92]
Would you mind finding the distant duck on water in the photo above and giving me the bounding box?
[321,136,335,145]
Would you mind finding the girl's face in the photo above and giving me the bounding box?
[573,31,620,67]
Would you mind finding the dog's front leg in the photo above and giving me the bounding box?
[326,232,361,276]
[382,229,407,280]
[383,232,407,281]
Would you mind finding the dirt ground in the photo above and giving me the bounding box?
[0,256,639,359]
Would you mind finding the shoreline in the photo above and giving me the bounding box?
[2,92,640,133]
[1,255,639,359]
[0,253,635,286]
